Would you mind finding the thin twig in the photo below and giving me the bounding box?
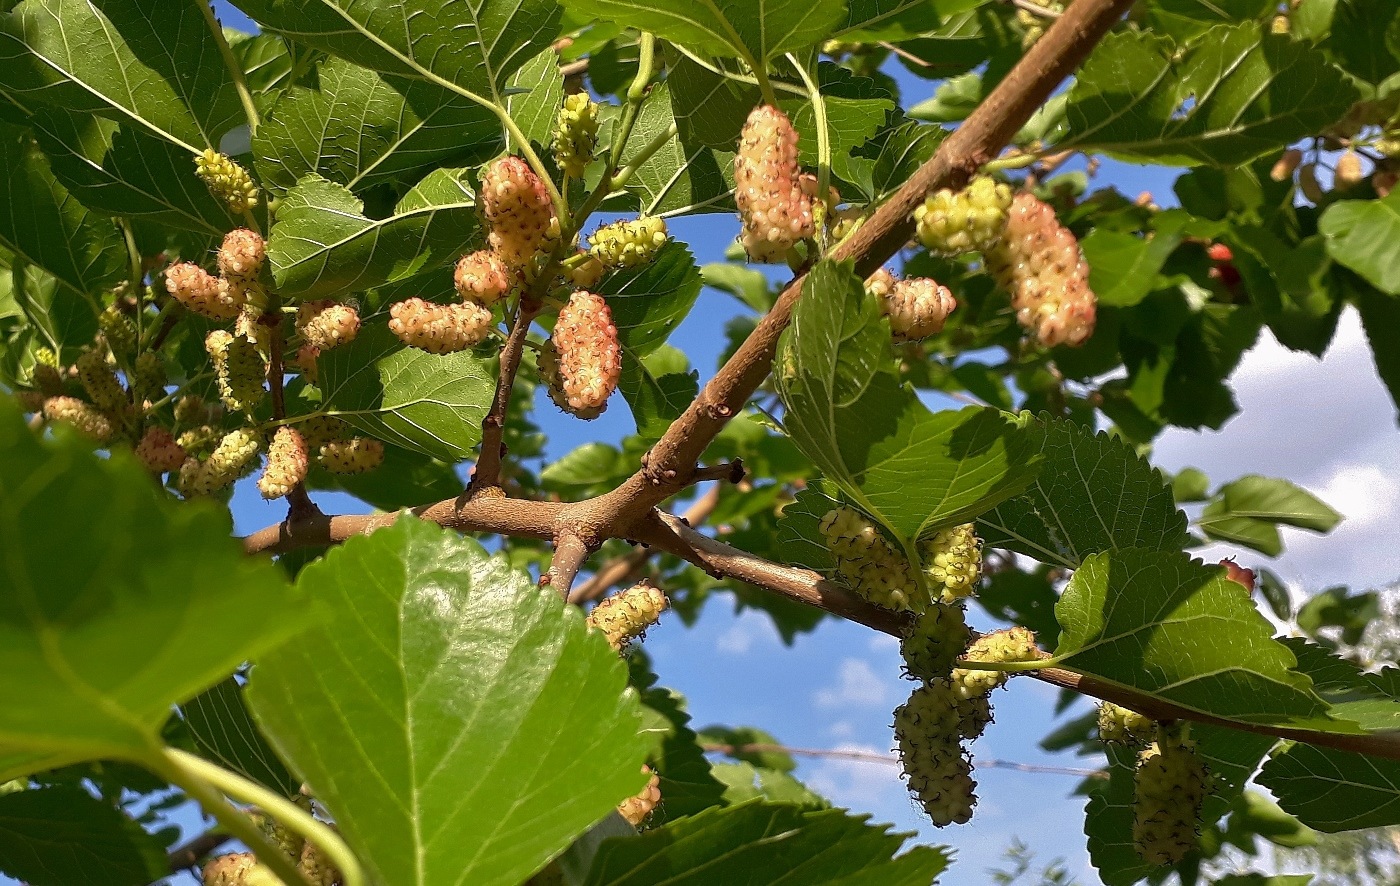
[547,531,592,600]
[166,830,231,873]
[702,743,1107,779]
[468,300,541,496]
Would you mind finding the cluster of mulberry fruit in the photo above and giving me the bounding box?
[1097,702,1154,745]
[589,217,668,268]
[204,821,343,885]
[984,192,1097,347]
[818,505,923,612]
[734,105,815,261]
[553,93,600,179]
[617,765,662,828]
[195,149,260,214]
[914,176,1013,255]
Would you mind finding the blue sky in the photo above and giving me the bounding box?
[15,4,1400,884]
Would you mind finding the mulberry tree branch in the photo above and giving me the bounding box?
[468,299,542,496]
[570,0,1140,586]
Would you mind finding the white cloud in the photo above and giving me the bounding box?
[714,609,781,656]
[814,658,896,709]
[1153,308,1400,590]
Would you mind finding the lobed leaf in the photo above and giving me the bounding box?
[0,786,169,886]
[1260,742,1400,833]
[1319,191,1400,296]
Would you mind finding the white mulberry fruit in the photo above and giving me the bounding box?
[258,426,309,499]
[481,156,558,275]
[952,626,1039,700]
[818,506,923,612]
[734,105,814,262]
[1098,702,1155,745]
[878,277,957,342]
[319,437,384,474]
[389,298,493,354]
[76,349,127,412]
[196,150,260,214]
[206,330,266,412]
[984,193,1096,348]
[1133,737,1211,865]
[297,301,360,350]
[541,290,621,419]
[920,524,983,602]
[217,228,266,279]
[618,766,662,828]
[914,176,1013,255]
[98,305,137,358]
[180,428,261,496]
[166,262,240,320]
[553,92,601,178]
[588,581,667,651]
[453,250,512,305]
[901,603,972,683]
[43,396,117,444]
[135,426,186,474]
[589,217,668,268]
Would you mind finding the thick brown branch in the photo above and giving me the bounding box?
[546,531,592,599]
[468,301,541,496]
[242,497,563,555]
[568,485,723,605]
[586,0,1137,537]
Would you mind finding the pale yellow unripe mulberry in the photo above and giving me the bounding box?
[564,250,606,289]
[588,581,667,651]
[1098,702,1154,745]
[319,437,384,474]
[818,506,924,612]
[98,305,137,358]
[589,217,669,268]
[920,524,983,601]
[1133,738,1211,865]
[454,250,512,305]
[176,424,221,457]
[165,262,240,320]
[541,290,621,419]
[298,836,342,886]
[901,603,971,683]
[618,766,662,827]
[43,396,117,444]
[878,278,957,341]
[218,228,266,279]
[135,426,186,474]
[133,352,168,402]
[180,428,261,496]
[553,92,601,178]
[196,149,260,214]
[296,301,360,350]
[298,414,350,450]
[984,193,1096,348]
[292,343,320,383]
[734,105,814,262]
[173,395,207,427]
[914,176,1012,255]
[206,330,266,412]
[76,349,127,412]
[31,347,63,396]
[481,156,558,274]
[952,626,1039,700]
[894,688,979,827]
[202,853,259,886]
[258,426,310,499]
[388,298,493,354]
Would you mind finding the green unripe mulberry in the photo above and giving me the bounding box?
[31,347,63,395]
[76,349,127,412]
[895,679,990,745]
[207,330,266,413]
[914,176,1012,255]
[553,92,600,178]
[818,505,924,612]
[920,523,983,602]
[893,689,978,827]
[179,428,261,496]
[952,626,1039,700]
[901,603,971,682]
[98,305,138,358]
[1098,702,1154,745]
[133,352,168,403]
[195,149,260,213]
[589,217,669,268]
[1133,738,1211,865]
